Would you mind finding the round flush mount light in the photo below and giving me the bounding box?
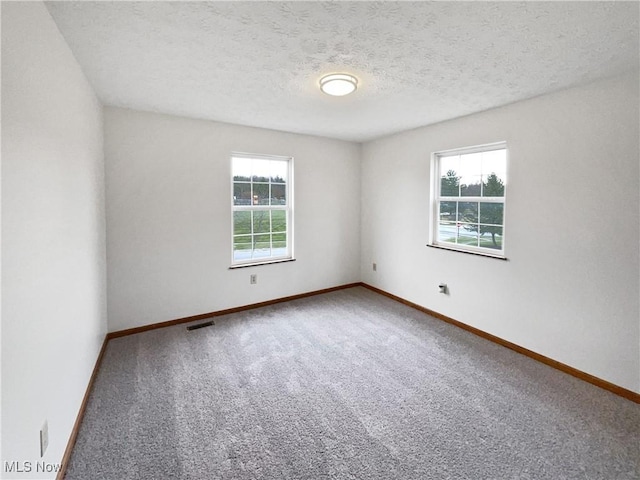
[319,73,358,96]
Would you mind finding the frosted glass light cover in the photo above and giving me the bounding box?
[320,74,358,96]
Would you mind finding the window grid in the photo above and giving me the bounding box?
[431,143,507,256]
[231,154,292,265]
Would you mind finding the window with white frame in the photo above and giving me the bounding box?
[231,153,293,266]
[430,142,507,257]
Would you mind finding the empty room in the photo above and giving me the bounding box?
[2,1,639,479]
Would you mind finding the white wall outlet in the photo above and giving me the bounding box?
[372,262,377,272]
[250,274,257,285]
[40,420,49,457]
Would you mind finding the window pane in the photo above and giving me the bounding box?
[457,226,479,247]
[233,183,252,205]
[458,202,478,224]
[253,234,271,258]
[482,173,505,197]
[252,183,269,205]
[233,236,252,248]
[271,183,287,205]
[439,201,456,221]
[232,157,251,181]
[251,159,270,182]
[479,202,504,226]
[438,221,458,244]
[271,210,286,232]
[233,211,251,235]
[439,155,459,178]
[479,226,503,250]
[459,152,482,177]
[252,210,271,234]
[270,160,288,183]
[481,149,506,179]
[460,176,482,196]
[440,172,460,196]
[272,232,287,256]
[233,236,252,261]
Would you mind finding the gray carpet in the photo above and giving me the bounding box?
[66,287,640,479]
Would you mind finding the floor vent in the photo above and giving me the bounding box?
[186,320,214,331]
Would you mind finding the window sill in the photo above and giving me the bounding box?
[229,258,296,269]
[427,244,507,261]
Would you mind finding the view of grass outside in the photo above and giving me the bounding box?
[233,210,287,259]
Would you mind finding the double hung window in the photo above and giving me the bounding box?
[231,153,293,266]
[431,142,507,257]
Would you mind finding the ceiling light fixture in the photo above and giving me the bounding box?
[319,73,358,96]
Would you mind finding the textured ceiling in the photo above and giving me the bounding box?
[45,1,639,142]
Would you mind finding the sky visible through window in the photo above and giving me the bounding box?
[439,149,506,192]
[232,157,288,182]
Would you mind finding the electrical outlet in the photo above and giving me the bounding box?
[250,274,257,285]
[40,420,48,457]
[372,262,377,272]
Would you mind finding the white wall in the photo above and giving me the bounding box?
[104,107,361,332]
[1,2,107,478]
[360,72,640,393]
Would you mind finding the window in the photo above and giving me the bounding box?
[430,142,507,258]
[231,153,293,266]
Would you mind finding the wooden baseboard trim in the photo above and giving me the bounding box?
[107,282,362,340]
[57,334,110,480]
[361,283,640,404]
